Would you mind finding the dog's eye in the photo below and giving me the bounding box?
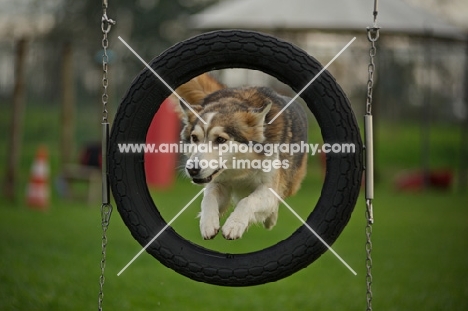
[215,137,227,144]
[191,135,199,143]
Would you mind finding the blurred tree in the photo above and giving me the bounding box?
[43,0,218,174]
[49,0,218,55]
[3,39,27,202]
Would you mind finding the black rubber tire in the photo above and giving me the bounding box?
[109,30,363,287]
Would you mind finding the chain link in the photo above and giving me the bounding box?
[98,203,113,311]
[365,1,379,310]
[98,1,115,310]
[365,200,374,311]
[366,28,379,115]
[101,11,115,123]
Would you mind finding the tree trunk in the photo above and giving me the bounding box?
[3,39,27,202]
[459,35,468,193]
[61,42,75,168]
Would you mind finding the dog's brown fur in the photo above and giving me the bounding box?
[174,73,308,239]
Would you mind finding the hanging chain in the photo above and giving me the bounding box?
[98,204,113,311]
[98,1,115,310]
[365,200,374,311]
[101,0,115,123]
[366,31,379,115]
[365,1,379,310]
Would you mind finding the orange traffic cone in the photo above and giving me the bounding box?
[27,146,50,210]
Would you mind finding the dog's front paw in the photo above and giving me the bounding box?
[263,211,278,230]
[222,216,248,240]
[200,213,220,240]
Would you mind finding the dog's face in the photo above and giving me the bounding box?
[179,88,272,184]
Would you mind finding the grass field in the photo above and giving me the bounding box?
[1,104,467,310]
[0,182,467,310]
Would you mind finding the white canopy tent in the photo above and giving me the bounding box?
[190,0,464,40]
[190,0,468,191]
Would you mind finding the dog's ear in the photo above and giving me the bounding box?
[248,101,272,127]
[172,73,224,122]
[178,100,203,123]
[175,73,224,106]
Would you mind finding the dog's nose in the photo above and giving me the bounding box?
[187,167,200,177]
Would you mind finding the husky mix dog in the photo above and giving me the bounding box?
[174,73,308,240]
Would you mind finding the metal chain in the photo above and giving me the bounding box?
[98,203,113,311]
[365,1,379,310]
[101,0,115,123]
[98,1,115,310]
[365,200,374,311]
[366,29,379,115]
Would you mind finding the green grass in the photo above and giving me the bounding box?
[0,180,467,310]
[1,103,467,310]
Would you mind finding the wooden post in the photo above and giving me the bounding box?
[421,34,433,189]
[61,42,75,168]
[459,35,468,193]
[3,38,27,202]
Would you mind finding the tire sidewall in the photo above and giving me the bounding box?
[109,30,363,286]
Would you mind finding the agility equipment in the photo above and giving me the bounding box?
[144,99,180,189]
[27,145,50,210]
[98,0,378,306]
[108,30,363,286]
